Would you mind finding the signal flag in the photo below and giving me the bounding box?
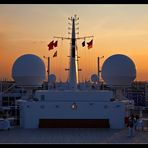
[53,51,57,57]
[87,39,93,49]
[48,40,54,51]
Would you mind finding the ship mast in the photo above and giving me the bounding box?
[68,15,79,89]
[54,15,93,90]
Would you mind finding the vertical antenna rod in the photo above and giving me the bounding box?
[97,56,104,83]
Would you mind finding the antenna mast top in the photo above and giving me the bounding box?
[54,15,94,90]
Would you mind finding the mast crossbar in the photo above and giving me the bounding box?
[53,36,71,40]
[76,36,94,40]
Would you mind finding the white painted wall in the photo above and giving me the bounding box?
[35,90,113,102]
[19,100,125,129]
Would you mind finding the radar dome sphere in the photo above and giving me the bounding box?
[12,54,46,87]
[102,54,136,86]
[91,74,98,83]
[48,74,56,83]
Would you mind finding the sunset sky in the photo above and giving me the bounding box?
[0,4,148,82]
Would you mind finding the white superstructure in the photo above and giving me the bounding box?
[19,94,125,129]
[12,15,136,129]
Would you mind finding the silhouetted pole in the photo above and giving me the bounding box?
[43,56,50,83]
[97,56,104,82]
[47,57,50,79]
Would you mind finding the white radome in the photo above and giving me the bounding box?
[48,74,56,83]
[102,54,136,86]
[91,74,98,83]
[12,54,46,87]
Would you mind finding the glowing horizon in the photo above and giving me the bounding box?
[0,4,148,82]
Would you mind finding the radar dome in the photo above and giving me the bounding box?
[102,54,136,86]
[48,74,56,83]
[91,74,98,83]
[12,54,46,87]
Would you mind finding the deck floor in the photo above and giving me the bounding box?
[0,127,148,144]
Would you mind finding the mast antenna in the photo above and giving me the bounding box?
[53,15,94,89]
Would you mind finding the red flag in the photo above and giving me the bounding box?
[48,40,54,51]
[53,40,58,47]
[87,39,93,49]
[82,40,85,47]
[53,51,57,57]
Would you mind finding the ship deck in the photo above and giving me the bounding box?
[0,127,148,144]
